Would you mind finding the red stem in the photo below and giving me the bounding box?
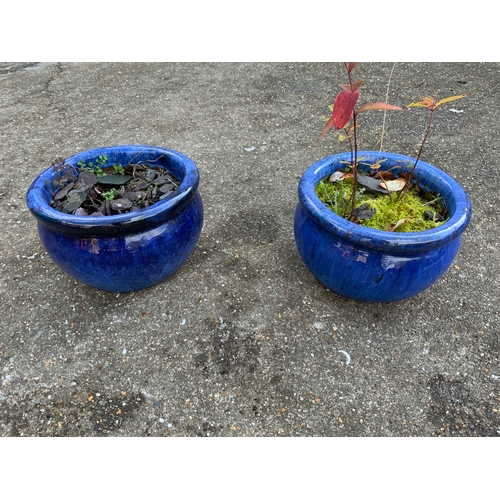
[402,107,435,193]
[345,63,359,221]
[350,111,359,221]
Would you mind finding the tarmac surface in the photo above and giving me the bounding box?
[0,62,499,437]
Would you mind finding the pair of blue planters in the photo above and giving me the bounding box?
[26,146,472,301]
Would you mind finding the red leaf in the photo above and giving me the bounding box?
[346,62,359,74]
[318,114,336,140]
[332,90,359,130]
[339,79,363,92]
[356,102,404,114]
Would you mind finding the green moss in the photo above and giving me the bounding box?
[316,176,447,232]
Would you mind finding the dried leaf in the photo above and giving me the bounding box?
[379,178,406,192]
[360,158,387,170]
[377,170,395,180]
[386,218,411,232]
[435,94,468,108]
[329,171,352,182]
[407,94,468,111]
[407,97,435,109]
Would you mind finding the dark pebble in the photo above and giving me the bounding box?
[54,181,75,200]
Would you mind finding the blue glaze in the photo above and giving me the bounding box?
[294,151,472,302]
[26,145,203,292]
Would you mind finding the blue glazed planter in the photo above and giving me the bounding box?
[26,145,203,293]
[294,151,472,302]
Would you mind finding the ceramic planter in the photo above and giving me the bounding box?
[26,145,203,293]
[294,151,472,302]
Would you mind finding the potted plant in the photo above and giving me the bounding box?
[294,63,472,302]
[26,144,203,293]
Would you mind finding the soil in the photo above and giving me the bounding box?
[48,157,180,216]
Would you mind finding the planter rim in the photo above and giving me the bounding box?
[298,151,472,253]
[26,144,199,235]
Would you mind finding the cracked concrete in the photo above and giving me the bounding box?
[0,62,499,436]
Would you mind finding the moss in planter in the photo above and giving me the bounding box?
[316,176,447,232]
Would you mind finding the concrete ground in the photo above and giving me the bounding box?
[0,62,499,437]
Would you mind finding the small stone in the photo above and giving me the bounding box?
[353,203,376,220]
[54,181,75,200]
[145,169,157,182]
[98,174,133,186]
[122,191,139,201]
[78,170,98,186]
[159,418,165,423]
[62,191,85,213]
[155,175,175,185]
[74,208,89,216]
[111,198,133,211]
[159,183,175,194]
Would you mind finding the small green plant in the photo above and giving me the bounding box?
[113,164,125,175]
[102,190,119,201]
[77,154,108,176]
[318,62,468,229]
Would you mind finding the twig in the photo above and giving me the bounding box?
[378,62,397,157]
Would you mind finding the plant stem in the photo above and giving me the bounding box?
[345,62,359,222]
[350,111,359,221]
[402,106,436,193]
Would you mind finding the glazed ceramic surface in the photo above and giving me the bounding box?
[294,151,472,302]
[26,145,203,292]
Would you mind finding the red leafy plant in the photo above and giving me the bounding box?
[318,62,468,225]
